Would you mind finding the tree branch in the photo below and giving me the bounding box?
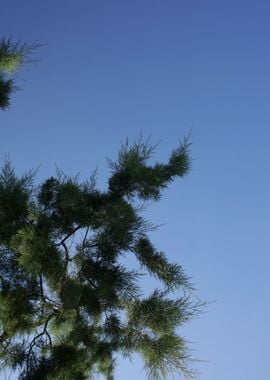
[26,313,54,373]
[56,225,82,246]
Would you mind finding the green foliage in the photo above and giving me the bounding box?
[127,290,196,334]
[0,38,37,110]
[0,76,14,109]
[0,161,33,242]
[134,237,191,291]
[0,138,202,379]
[0,39,30,73]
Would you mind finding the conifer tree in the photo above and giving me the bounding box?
[0,137,201,379]
[0,38,36,109]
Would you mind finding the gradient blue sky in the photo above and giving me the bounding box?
[1,1,270,379]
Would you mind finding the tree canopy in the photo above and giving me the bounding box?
[0,137,201,379]
[0,38,36,110]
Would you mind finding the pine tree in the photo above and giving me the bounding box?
[0,38,36,109]
[0,137,202,379]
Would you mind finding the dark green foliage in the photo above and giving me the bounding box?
[0,162,34,243]
[0,138,202,379]
[134,237,191,291]
[0,76,14,109]
[0,38,37,109]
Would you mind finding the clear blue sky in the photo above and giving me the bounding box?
[1,1,270,379]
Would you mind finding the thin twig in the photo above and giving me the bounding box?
[82,227,90,251]
[61,240,70,262]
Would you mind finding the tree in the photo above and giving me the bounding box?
[0,38,36,110]
[0,137,201,379]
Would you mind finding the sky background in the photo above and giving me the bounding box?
[1,1,270,379]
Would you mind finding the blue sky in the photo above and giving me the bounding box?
[1,1,270,379]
